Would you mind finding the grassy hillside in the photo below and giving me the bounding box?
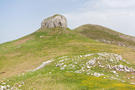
[74,24,135,49]
[0,27,135,90]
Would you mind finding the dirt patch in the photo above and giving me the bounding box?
[121,52,135,64]
[15,38,29,45]
[0,72,6,74]
[0,49,68,79]
[15,36,33,45]
[5,52,21,57]
[66,41,91,46]
[123,74,135,83]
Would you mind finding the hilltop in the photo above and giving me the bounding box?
[0,14,135,90]
[74,24,135,49]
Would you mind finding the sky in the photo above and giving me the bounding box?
[0,0,135,44]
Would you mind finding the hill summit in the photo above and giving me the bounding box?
[41,14,67,28]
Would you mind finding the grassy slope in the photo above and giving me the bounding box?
[0,27,135,90]
[74,24,135,48]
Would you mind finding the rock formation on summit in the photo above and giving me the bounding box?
[41,14,67,28]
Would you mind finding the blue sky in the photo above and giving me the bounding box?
[0,0,135,44]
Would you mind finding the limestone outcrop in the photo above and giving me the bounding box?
[41,14,67,28]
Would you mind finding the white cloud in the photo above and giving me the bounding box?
[82,0,135,10]
[103,0,135,8]
[63,0,135,36]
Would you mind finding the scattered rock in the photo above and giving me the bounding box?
[87,65,91,69]
[112,65,135,73]
[40,36,43,38]
[87,59,96,65]
[56,64,60,67]
[130,83,135,85]
[7,85,10,88]
[2,83,6,85]
[111,71,117,74]
[32,59,54,71]
[93,72,103,77]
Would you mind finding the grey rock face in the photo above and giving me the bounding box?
[41,14,67,28]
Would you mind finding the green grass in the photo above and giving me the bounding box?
[74,24,135,48]
[0,27,135,90]
[2,62,135,90]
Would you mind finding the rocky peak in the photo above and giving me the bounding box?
[41,14,67,28]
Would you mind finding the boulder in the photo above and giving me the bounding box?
[41,14,67,28]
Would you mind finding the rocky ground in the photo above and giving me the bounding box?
[1,52,134,90]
